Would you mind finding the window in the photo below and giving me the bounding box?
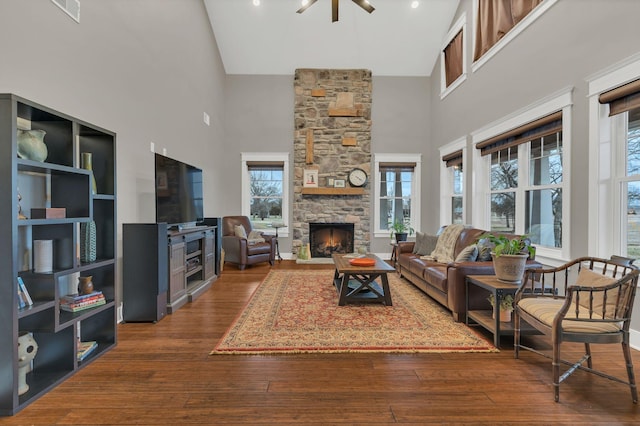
[472,0,557,73]
[593,73,640,259]
[625,110,640,258]
[472,89,571,260]
[373,154,421,237]
[440,139,466,225]
[440,15,467,98]
[241,153,289,236]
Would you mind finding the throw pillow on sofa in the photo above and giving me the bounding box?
[412,232,439,256]
[234,225,248,239]
[476,238,494,261]
[455,244,479,262]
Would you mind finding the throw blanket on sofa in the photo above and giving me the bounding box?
[422,224,465,263]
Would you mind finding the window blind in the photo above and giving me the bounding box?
[442,150,463,168]
[598,78,640,117]
[475,111,562,156]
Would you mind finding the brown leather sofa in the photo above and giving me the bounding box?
[396,227,541,322]
[222,216,275,270]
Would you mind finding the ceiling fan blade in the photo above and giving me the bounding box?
[352,0,375,14]
[296,0,318,14]
[332,0,339,22]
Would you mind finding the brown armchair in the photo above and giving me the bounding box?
[222,216,275,270]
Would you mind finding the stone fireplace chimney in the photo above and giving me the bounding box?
[293,69,372,257]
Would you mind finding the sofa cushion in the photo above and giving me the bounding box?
[455,244,478,262]
[423,265,448,293]
[412,232,439,256]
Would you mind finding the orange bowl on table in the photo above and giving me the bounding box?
[348,257,376,266]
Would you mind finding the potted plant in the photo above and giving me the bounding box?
[487,293,515,322]
[391,220,414,242]
[479,233,535,284]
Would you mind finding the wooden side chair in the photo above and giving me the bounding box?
[514,256,639,403]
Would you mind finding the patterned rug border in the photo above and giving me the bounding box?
[210,270,498,355]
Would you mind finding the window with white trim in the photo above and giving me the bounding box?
[373,154,421,237]
[596,76,640,259]
[440,139,466,225]
[472,0,558,73]
[472,89,572,260]
[440,14,467,99]
[241,152,289,236]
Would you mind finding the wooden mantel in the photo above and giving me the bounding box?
[301,187,365,196]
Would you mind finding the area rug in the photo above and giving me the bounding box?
[210,270,497,354]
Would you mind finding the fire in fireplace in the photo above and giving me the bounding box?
[309,223,355,258]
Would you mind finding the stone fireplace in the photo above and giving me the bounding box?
[293,69,372,256]
[309,223,354,258]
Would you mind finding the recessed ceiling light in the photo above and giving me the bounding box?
[253,0,260,6]
[411,1,419,8]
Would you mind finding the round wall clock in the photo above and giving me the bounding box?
[348,168,368,187]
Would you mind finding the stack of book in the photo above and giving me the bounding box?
[60,291,106,312]
[77,340,98,362]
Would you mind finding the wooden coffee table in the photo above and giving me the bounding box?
[332,253,395,306]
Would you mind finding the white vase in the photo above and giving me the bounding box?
[17,129,47,162]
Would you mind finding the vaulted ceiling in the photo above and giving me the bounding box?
[204,0,460,77]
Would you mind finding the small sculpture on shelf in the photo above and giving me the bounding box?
[17,331,38,396]
[78,275,94,295]
[17,187,27,219]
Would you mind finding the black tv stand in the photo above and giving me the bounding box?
[122,218,221,320]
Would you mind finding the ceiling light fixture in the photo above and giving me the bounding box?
[411,1,419,8]
[253,0,260,5]
[297,0,375,23]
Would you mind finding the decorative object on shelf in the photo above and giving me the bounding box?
[80,220,97,263]
[17,129,47,162]
[33,239,53,273]
[479,233,535,284]
[17,331,38,396]
[303,169,318,188]
[30,207,66,219]
[488,293,514,322]
[17,277,33,306]
[347,167,368,187]
[391,220,414,242]
[333,179,345,188]
[81,152,97,194]
[77,275,94,295]
[17,187,27,219]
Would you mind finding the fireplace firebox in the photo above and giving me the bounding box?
[309,223,354,258]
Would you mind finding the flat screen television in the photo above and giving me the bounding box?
[154,153,204,227]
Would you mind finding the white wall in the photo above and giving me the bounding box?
[428,0,640,339]
[0,0,227,306]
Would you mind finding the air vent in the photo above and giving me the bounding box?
[51,0,80,23]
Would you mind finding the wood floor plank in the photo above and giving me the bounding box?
[2,260,639,424]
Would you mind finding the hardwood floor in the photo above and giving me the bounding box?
[3,261,640,425]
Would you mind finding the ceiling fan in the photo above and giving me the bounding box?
[296,0,375,23]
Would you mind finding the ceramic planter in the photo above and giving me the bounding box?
[492,253,528,283]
